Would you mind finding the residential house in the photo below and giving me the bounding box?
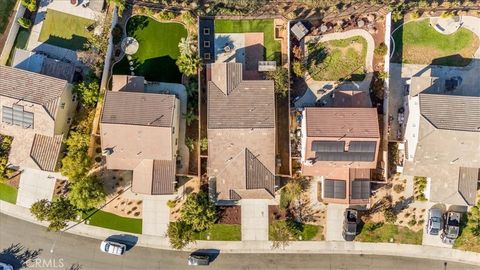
[404,76,480,206]
[0,65,76,171]
[300,106,380,205]
[207,63,277,203]
[100,75,181,195]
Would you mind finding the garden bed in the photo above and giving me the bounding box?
[113,15,187,83]
[307,36,367,81]
[216,205,241,224]
[392,19,479,66]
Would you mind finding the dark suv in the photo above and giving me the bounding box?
[342,208,358,241]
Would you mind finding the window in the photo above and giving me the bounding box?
[175,138,178,146]
[60,102,66,109]
[2,105,34,129]
[203,28,210,35]
[172,127,175,134]
[204,40,210,48]
[204,53,211,60]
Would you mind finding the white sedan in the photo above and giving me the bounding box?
[100,241,127,256]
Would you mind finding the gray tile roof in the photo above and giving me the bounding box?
[458,167,479,206]
[101,91,175,127]
[152,160,176,195]
[207,63,275,129]
[30,134,63,171]
[0,65,67,119]
[420,93,480,132]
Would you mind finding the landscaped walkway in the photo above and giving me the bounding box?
[295,29,375,108]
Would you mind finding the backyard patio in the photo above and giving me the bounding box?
[113,15,187,83]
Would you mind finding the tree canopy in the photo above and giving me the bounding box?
[67,176,106,210]
[30,198,77,231]
[180,191,216,232]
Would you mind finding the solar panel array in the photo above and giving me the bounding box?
[2,105,34,128]
[351,180,370,199]
[324,179,346,199]
[313,140,376,162]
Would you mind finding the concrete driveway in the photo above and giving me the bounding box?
[142,195,175,237]
[325,204,348,241]
[241,199,269,241]
[16,169,57,208]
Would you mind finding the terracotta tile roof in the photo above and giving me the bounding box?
[30,134,63,171]
[207,63,275,129]
[101,91,175,127]
[305,107,380,138]
[0,65,67,119]
[420,93,480,132]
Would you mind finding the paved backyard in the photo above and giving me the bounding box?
[16,169,58,208]
[241,199,269,241]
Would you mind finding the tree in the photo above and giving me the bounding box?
[167,221,195,250]
[74,81,100,107]
[30,198,77,231]
[185,137,195,152]
[266,67,289,97]
[61,151,92,181]
[183,108,198,126]
[21,0,36,11]
[65,131,90,154]
[109,0,125,16]
[176,53,201,77]
[180,191,216,232]
[17,18,31,29]
[392,10,403,22]
[67,176,105,210]
[374,42,388,57]
[292,61,305,78]
[270,221,291,249]
[384,208,397,224]
[280,180,303,209]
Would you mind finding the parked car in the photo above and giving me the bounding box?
[100,240,127,256]
[441,211,461,244]
[187,254,210,266]
[426,208,443,235]
[342,208,358,241]
[0,262,13,270]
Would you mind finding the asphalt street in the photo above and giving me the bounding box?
[0,214,478,270]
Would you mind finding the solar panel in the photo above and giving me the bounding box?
[351,180,370,199]
[2,106,13,124]
[316,151,375,162]
[349,141,376,153]
[324,179,346,199]
[1,105,34,129]
[311,141,344,152]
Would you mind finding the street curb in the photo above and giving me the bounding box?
[1,201,479,266]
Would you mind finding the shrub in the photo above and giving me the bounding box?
[410,11,420,20]
[392,10,403,22]
[393,184,405,193]
[21,0,36,11]
[181,11,195,26]
[180,191,216,232]
[384,208,397,223]
[111,25,123,45]
[440,11,455,18]
[185,137,195,152]
[292,61,305,77]
[374,42,388,56]
[270,221,291,249]
[157,11,176,21]
[266,67,289,97]
[408,219,417,226]
[199,138,208,152]
[30,198,77,231]
[17,18,32,29]
[73,81,100,108]
[166,200,177,208]
[167,221,194,250]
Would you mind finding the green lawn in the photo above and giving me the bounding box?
[356,223,422,245]
[38,9,94,51]
[454,203,480,252]
[193,224,241,241]
[0,0,16,35]
[270,221,324,241]
[214,19,282,63]
[0,182,17,204]
[307,36,367,81]
[392,19,479,66]
[113,15,187,83]
[83,210,142,234]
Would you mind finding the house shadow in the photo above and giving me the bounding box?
[44,34,89,51]
[135,56,182,83]
[0,243,42,269]
[106,234,139,251]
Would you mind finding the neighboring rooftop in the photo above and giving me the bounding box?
[291,21,309,41]
[0,65,68,118]
[111,75,145,92]
[304,107,380,139]
[101,91,175,127]
[207,62,275,129]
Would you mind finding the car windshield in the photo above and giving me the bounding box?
[431,217,441,223]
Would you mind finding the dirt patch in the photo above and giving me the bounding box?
[217,206,241,224]
[269,205,287,223]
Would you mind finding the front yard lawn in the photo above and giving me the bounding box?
[0,182,17,204]
[113,16,187,83]
[0,0,16,35]
[193,224,241,241]
[270,220,324,241]
[83,210,142,234]
[38,9,94,51]
[307,36,367,81]
[392,19,479,66]
[356,222,422,245]
[214,19,281,63]
[454,203,480,252]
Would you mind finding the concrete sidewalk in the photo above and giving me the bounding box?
[1,201,479,266]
